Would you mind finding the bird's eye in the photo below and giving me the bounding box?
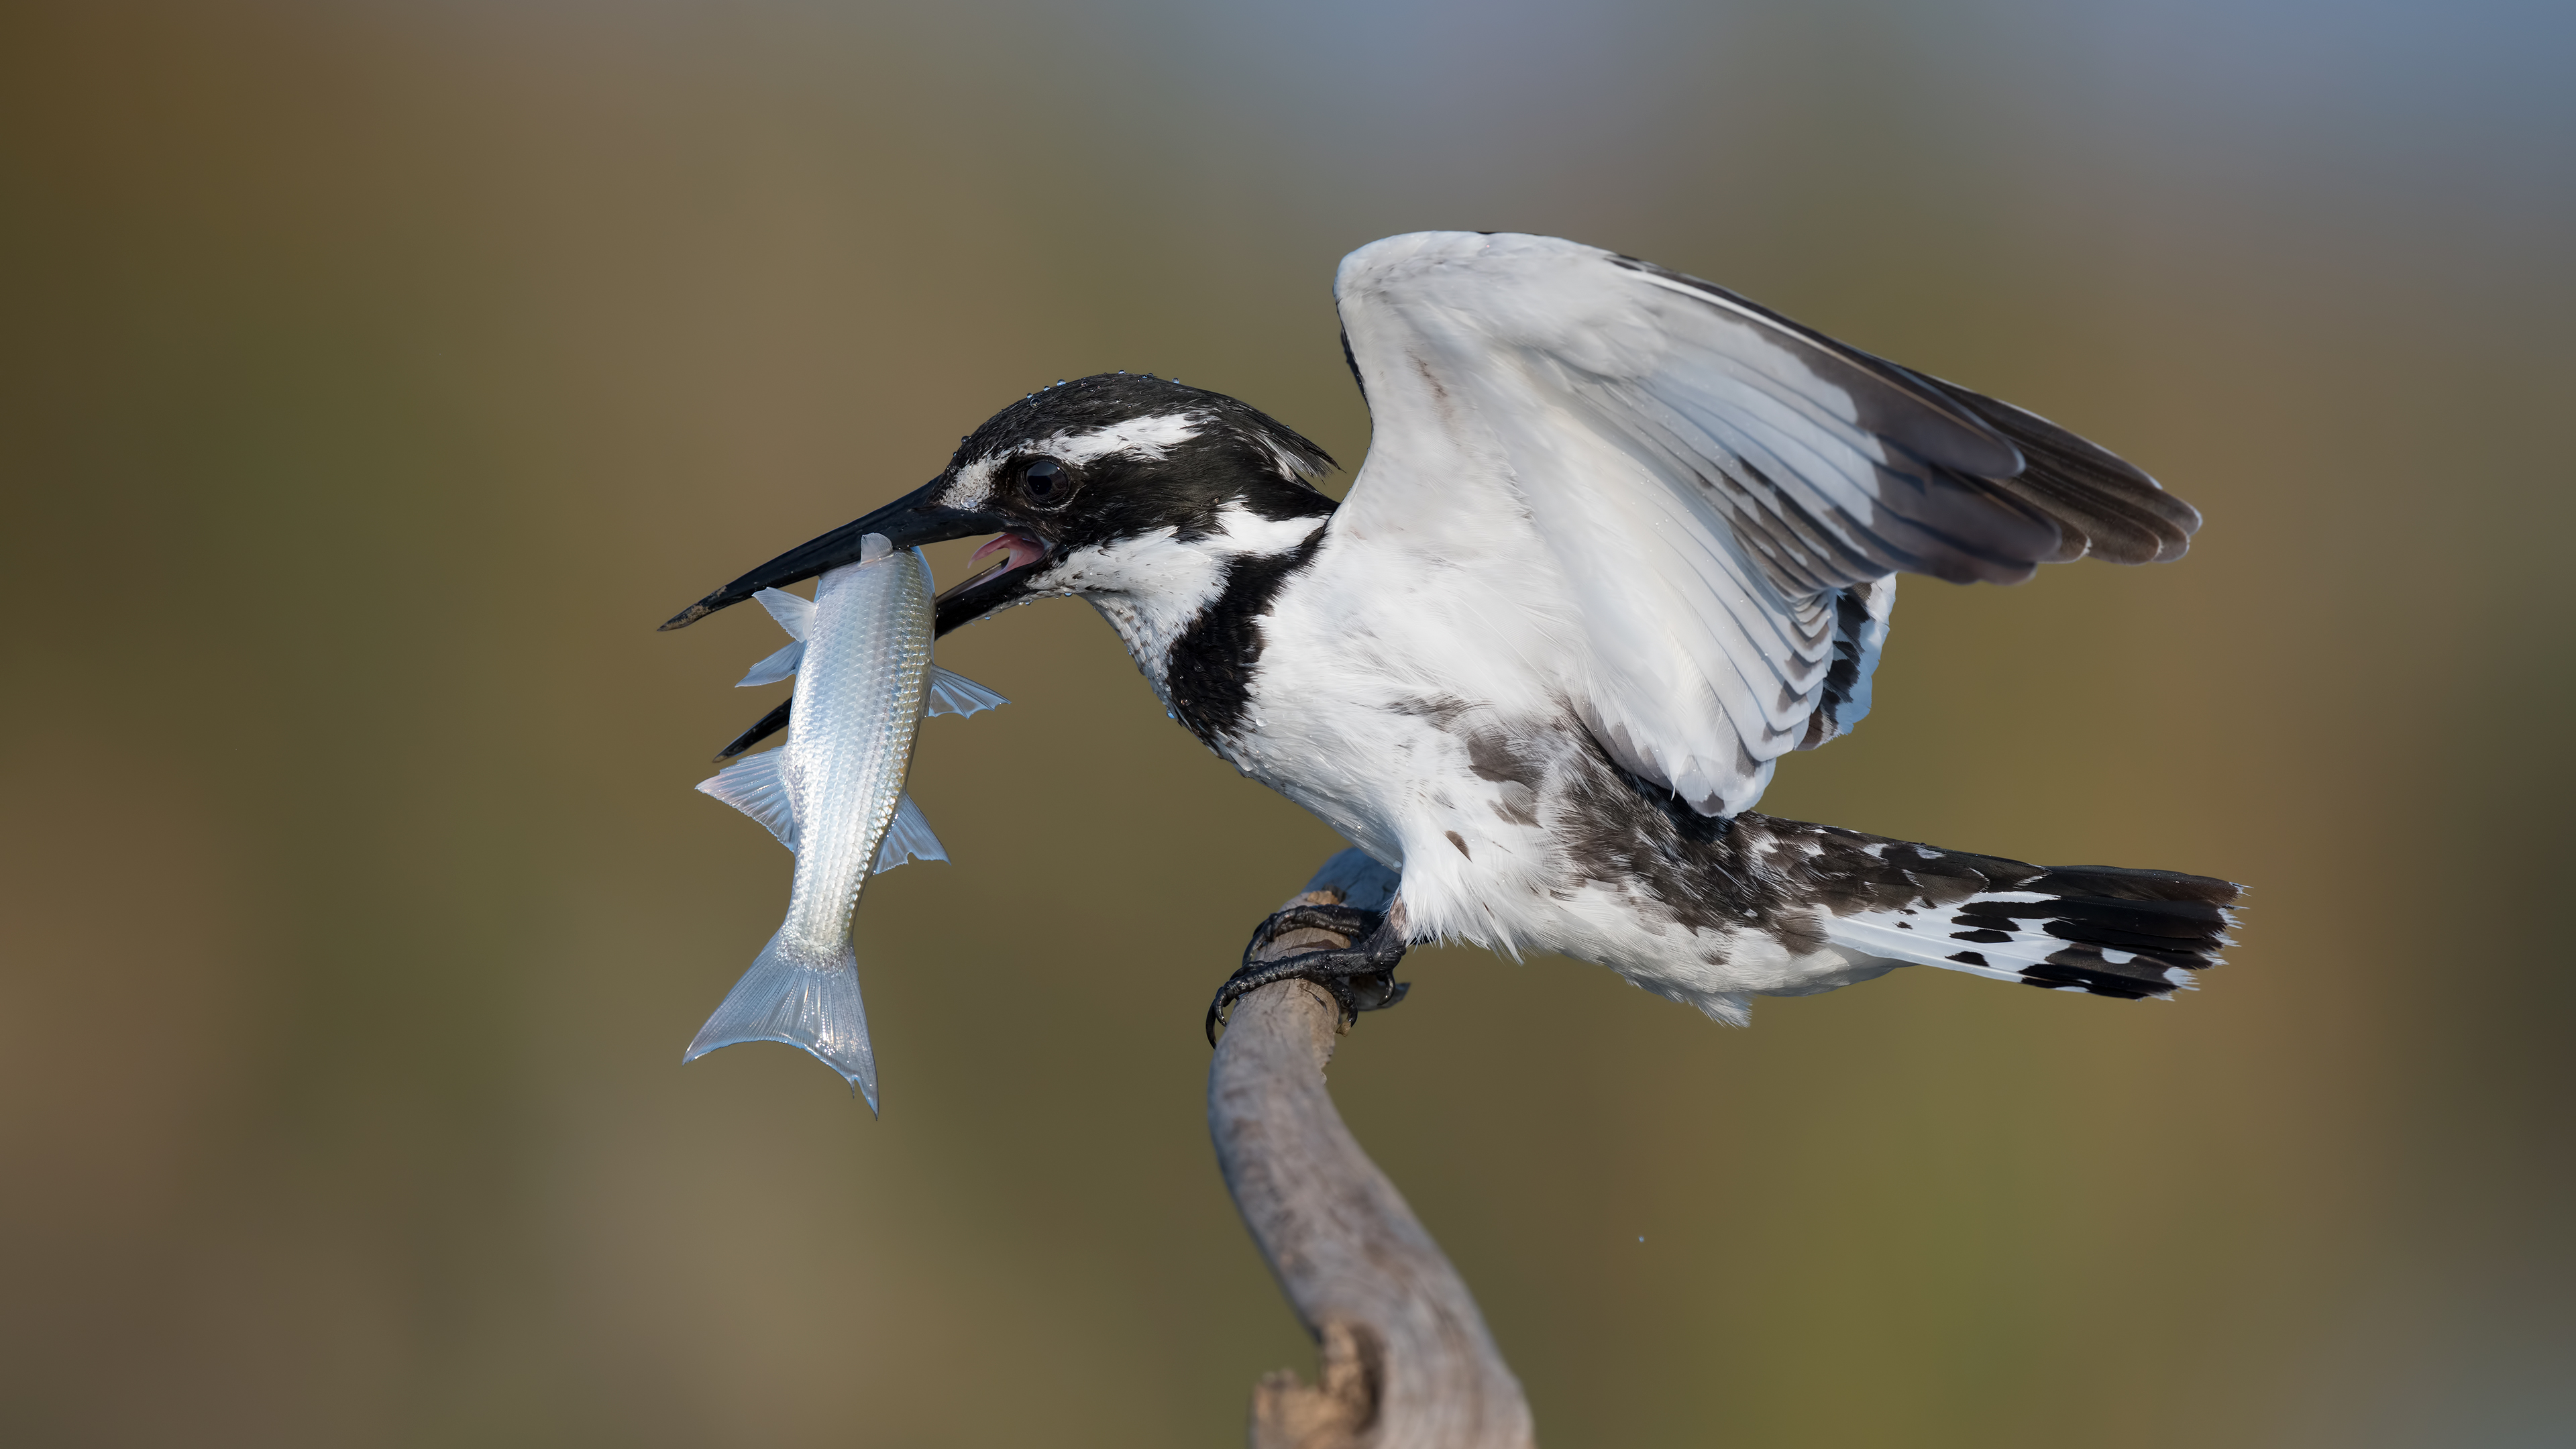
[1022,458,1068,504]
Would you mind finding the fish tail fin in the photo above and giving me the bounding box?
[684,930,879,1112]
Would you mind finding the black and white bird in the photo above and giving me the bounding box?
[663,231,2241,1038]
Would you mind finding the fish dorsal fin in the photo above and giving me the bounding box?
[697,750,797,851]
[735,640,805,688]
[924,667,1009,718]
[872,793,947,873]
[859,533,894,564]
[753,588,814,641]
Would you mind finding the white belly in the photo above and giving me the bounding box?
[1217,572,1888,1026]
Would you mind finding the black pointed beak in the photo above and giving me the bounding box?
[657,476,1005,631]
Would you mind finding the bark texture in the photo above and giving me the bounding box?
[1210,848,1536,1449]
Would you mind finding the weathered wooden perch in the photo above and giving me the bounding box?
[1209,848,1537,1449]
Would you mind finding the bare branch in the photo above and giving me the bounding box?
[1210,849,1536,1449]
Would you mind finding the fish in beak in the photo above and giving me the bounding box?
[695,528,1058,761]
[666,474,1065,760]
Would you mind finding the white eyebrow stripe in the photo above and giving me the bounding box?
[941,410,1211,511]
[1043,411,1208,465]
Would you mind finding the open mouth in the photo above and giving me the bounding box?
[937,529,1052,604]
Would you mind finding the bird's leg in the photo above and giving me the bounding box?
[1207,901,1411,1045]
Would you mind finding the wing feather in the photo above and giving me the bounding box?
[1332,231,2198,816]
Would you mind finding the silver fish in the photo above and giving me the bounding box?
[687,532,1005,1109]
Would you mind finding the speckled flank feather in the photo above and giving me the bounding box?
[1184,657,2239,1023]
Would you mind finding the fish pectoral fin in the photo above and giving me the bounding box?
[697,750,798,851]
[872,793,947,873]
[753,587,815,641]
[735,639,805,688]
[924,667,1009,718]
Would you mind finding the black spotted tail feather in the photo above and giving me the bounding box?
[1817,842,2241,1000]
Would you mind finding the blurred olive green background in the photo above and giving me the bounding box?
[4,2,2570,1445]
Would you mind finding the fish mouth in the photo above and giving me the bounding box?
[932,529,1054,635]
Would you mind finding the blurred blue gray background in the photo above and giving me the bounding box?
[3,1,2570,1444]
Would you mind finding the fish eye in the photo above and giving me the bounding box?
[1021,458,1069,506]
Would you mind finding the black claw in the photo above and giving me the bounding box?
[1241,902,1381,959]
[1208,903,1412,1045]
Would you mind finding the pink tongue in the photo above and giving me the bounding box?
[971,533,1047,572]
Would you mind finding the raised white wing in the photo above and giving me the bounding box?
[1332,231,2199,816]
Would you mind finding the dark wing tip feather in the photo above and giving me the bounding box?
[1846,480,2061,586]
[1611,256,2200,580]
[1917,377,2204,566]
[1605,254,2026,478]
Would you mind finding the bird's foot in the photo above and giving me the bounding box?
[1208,902,1411,1045]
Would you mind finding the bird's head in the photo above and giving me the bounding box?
[660,373,1337,635]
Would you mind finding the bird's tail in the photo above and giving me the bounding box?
[684,929,879,1111]
[1821,848,2241,1000]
